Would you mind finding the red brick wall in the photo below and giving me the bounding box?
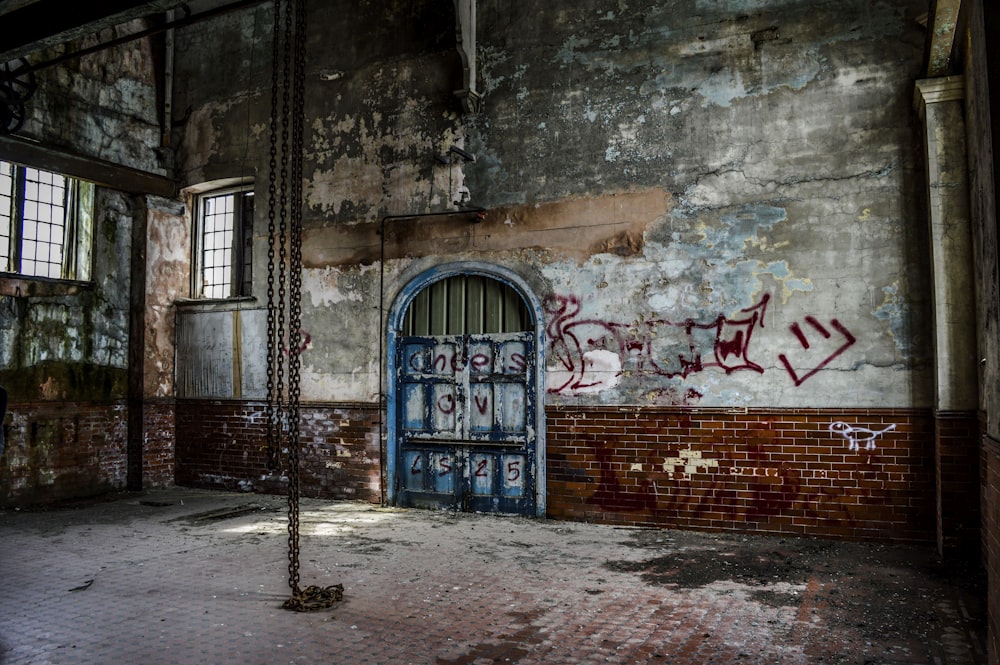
[297,407,383,500]
[173,401,951,545]
[984,433,1000,665]
[546,406,938,542]
[936,412,981,555]
[142,399,176,488]
[175,399,382,502]
[0,400,128,507]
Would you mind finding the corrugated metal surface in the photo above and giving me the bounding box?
[176,310,234,398]
[403,275,530,336]
[175,308,267,399]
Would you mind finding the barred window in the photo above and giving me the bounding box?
[403,274,531,335]
[193,187,253,299]
[0,161,94,281]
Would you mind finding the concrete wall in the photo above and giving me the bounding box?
[173,0,931,411]
[158,0,952,543]
[0,188,134,505]
[17,20,165,175]
[0,24,167,505]
[961,1,1000,663]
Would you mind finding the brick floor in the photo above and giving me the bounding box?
[0,488,987,665]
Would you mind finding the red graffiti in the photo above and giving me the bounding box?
[436,393,456,415]
[285,329,312,356]
[777,317,856,386]
[432,351,462,373]
[545,293,770,394]
[474,458,490,477]
[507,352,527,374]
[438,456,452,476]
[583,437,863,528]
[744,462,805,519]
[506,459,521,482]
[474,394,489,414]
[470,353,490,372]
[410,453,421,475]
[588,441,658,513]
[546,293,859,391]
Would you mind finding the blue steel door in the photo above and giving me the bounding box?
[397,331,535,514]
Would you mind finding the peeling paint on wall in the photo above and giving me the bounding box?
[16,25,164,174]
[0,189,134,404]
[144,203,189,398]
[160,0,930,413]
[303,267,366,308]
[873,282,917,360]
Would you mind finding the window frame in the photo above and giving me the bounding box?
[191,185,254,300]
[0,160,94,282]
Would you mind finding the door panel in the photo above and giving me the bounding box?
[429,451,455,493]
[469,382,493,432]
[431,383,457,433]
[404,450,423,490]
[396,331,535,514]
[499,383,526,432]
[470,453,494,496]
[501,453,526,497]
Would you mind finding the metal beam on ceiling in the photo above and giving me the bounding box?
[0,0,188,62]
[13,0,273,75]
[0,134,177,197]
[0,0,273,192]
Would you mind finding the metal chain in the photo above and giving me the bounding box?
[275,0,291,467]
[264,0,282,473]
[280,0,300,599]
[269,0,343,613]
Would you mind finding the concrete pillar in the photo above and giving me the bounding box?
[127,194,148,492]
[914,76,981,557]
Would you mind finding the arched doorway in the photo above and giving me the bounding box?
[385,264,545,516]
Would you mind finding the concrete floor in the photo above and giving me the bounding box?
[0,488,987,665]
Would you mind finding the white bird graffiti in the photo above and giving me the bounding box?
[828,421,896,451]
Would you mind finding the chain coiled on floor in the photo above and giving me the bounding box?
[282,583,346,613]
[266,0,342,613]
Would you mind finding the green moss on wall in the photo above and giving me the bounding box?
[0,362,128,402]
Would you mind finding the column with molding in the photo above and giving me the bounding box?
[914,75,980,557]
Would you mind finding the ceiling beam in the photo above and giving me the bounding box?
[0,0,188,62]
[926,0,963,77]
[0,134,177,198]
[14,0,272,75]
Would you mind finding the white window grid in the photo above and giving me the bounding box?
[0,162,12,269]
[195,187,253,299]
[200,192,236,299]
[21,168,68,279]
[0,161,83,280]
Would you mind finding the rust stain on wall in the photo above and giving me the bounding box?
[301,189,671,268]
[493,190,670,264]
